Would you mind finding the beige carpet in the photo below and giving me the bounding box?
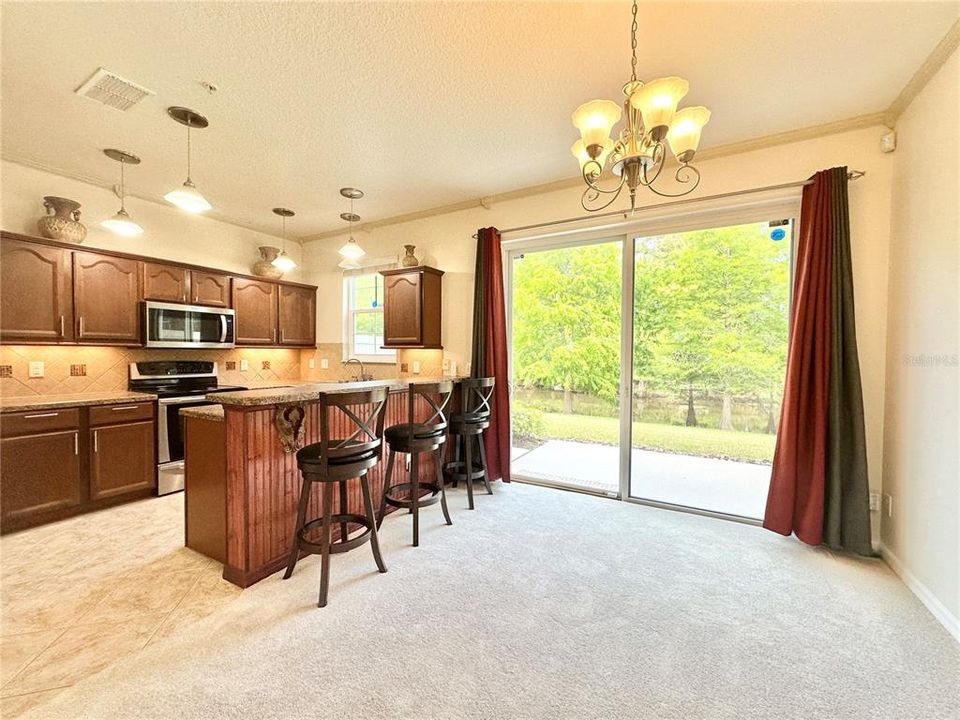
[22,483,960,719]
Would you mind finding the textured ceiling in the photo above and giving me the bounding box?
[2,2,957,238]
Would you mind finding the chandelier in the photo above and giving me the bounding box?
[570,0,710,211]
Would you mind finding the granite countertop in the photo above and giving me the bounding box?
[0,390,158,414]
[207,377,468,408]
[180,404,224,422]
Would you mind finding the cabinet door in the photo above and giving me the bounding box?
[0,239,73,343]
[383,272,422,345]
[142,262,189,303]
[191,271,231,308]
[90,421,155,500]
[232,279,278,345]
[1,430,82,522]
[278,285,316,346]
[74,251,141,344]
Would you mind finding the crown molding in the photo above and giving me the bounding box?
[885,18,960,126]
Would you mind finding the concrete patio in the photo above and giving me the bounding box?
[512,439,771,519]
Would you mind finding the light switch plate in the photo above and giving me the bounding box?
[240,359,249,371]
[412,361,421,374]
[308,358,315,369]
[28,361,44,378]
[320,359,329,369]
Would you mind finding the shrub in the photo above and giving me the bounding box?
[512,406,545,440]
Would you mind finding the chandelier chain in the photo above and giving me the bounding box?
[630,0,638,83]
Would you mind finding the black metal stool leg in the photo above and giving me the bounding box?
[377,449,396,529]
[477,434,493,495]
[338,479,349,542]
[451,435,461,488]
[465,434,475,510]
[318,482,334,608]
[360,474,387,573]
[283,475,312,579]
[436,445,452,526]
[411,452,420,547]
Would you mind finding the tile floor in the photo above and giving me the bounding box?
[0,494,241,719]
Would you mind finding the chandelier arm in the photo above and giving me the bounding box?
[643,164,702,198]
[581,183,626,212]
[638,142,667,187]
[582,161,627,197]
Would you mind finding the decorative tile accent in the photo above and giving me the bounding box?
[0,366,11,378]
[70,364,86,377]
[225,361,236,370]
[261,360,270,370]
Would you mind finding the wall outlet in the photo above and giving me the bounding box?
[308,358,316,369]
[883,493,893,517]
[442,357,450,371]
[869,492,881,512]
[320,358,329,370]
[412,361,421,374]
[240,359,249,371]
[28,361,44,378]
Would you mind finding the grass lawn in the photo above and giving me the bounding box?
[537,412,776,464]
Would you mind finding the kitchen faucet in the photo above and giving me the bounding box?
[343,357,372,382]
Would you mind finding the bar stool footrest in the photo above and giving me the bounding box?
[444,460,487,483]
[299,513,373,554]
[382,482,441,509]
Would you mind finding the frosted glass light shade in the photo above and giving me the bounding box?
[101,209,144,237]
[629,77,689,135]
[571,138,614,173]
[667,106,711,163]
[164,180,212,213]
[571,100,622,149]
[338,258,361,270]
[272,252,297,272]
[338,236,366,259]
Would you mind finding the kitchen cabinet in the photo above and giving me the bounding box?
[380,266,443,348]
[142,262,190,303]
[0,239,74,343]
[278,284,316,346]
[89,420,155,500]
[0,409,82,526]
[233,278,278,345]
[190,271,231,308]
[73,251,141,344]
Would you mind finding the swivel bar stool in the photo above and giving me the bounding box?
[445,377,495,509]
[378,381,453,547]
[283,386,388,608]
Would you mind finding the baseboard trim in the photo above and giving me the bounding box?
[880,543,960,643]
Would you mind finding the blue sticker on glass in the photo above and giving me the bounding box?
[371,299,378,308]
[770,228,786,242]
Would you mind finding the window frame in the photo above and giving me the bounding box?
[342,270,397,364]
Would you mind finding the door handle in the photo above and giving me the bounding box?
[24,412,59,419]
[219,314,228,343]
[93,430,98,453]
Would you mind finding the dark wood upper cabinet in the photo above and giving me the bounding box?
[73,251,141,344]
[381,266,443,348]
[0,239,74,343]
[89,420,155,501]
[191,271,231,308]
[142,262,190,303]
[232,278,278,345]
[278,285,316,346]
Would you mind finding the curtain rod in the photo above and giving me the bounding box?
[472,170,865,239]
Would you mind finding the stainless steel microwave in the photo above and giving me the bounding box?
[142,301,235,348]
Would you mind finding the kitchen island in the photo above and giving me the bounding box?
[185,378,463,587]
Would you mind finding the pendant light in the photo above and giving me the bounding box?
[100,149,144,237]
[338,187,366,260]
[164,107,212,213]
[271,207,297,272]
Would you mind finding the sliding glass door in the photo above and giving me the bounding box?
[507,211,795,522]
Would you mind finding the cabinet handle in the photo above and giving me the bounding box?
[78,316,84,338]
[93,430,98,453]
[110,405,140,411]
[74,432,79,456]
[273,328,277,344]
[59,315,64,338]
[280,329,285,343]
[24,412,59,419]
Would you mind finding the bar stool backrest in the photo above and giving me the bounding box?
[407,380,454,435]
[318,386,389,462]
[461,377,495,419]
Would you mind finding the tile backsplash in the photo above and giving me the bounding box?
[0,345,302,397]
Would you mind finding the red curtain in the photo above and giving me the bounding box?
[763,172,834,544]
[473,227,511,482]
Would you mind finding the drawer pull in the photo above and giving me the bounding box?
[110,405,140,411]
[24,412,59,419]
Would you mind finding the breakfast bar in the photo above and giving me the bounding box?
[184,378,462,587]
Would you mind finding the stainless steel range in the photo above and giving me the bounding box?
[129,361,246,495]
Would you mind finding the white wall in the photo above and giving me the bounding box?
[0,160,302,280]
[304,124,896,547]
[881,47,959,637]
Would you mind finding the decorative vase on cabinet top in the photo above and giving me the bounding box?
[252,246,285,279]
[37,196,87,243]
[401,244,420,267]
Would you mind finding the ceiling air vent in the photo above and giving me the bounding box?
[74,67,155,111]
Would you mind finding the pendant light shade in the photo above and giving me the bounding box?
[271,207,297,271]
[337,187,366,261]
[165,107,212,214]
[338,257,362,270]
[101,149,144,237]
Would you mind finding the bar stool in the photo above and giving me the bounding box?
[282,386,389,608]
[378,381,453,547]
[445,377,495,510]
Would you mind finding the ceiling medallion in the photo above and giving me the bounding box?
[570,0,710,211]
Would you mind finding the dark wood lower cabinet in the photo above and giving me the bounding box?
[90,421,155,500]
[0,404,157,533]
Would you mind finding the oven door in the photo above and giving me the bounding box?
[144,301,235,348]
[157,396,217,495]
